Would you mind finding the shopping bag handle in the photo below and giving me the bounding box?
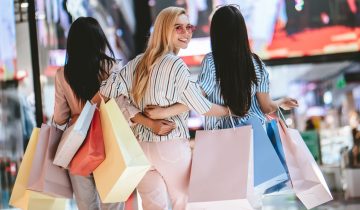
[277,108,288,128]
[265,108,288,128]
[91,92,112,110]
[212,107,236,131]
[227,107,236,130]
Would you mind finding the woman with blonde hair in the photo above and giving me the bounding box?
[100,7,228,210]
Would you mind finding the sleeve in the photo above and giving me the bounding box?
[115,95,141,127]
[197,54,216,96]
[256,59,270,93]
[100,63,130,98]
[53,70,71,125]
[176,62,212,114]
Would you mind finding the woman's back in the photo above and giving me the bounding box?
[198,53,270,130]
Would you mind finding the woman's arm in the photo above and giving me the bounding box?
[255,58,298,114]
[131,113,176,135]
[203,104,229,116]
[144,102,228,119]
[53,69,71,125]
[144,103,190,119]
[256,92,298,114]
[100,94,176,135]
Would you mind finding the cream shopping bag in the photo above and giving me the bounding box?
[93,99,150,203]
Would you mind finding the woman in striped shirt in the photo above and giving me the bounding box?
[145,5,298,129]
[100,7,228,210]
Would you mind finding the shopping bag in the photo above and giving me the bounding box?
[93,99,150,203]
[27,123,73,198]
[263,119,293,195]
[187,125,255,210]
[69,109,105,176]
[266,119,288,171]
[27,192,67,210]
[9,128,67,210]
[239,117,289,194]
[278,119,333,209]
[53,101,96,168]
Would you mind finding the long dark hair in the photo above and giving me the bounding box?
[210,6,259,116]
[64,17,115,102]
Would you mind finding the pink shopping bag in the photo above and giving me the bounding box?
[187,125,255,210]
[27,124,73,198]
[278,119,333,209]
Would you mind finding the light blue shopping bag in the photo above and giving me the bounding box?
[266,119,288,173]
[236,116,289,194]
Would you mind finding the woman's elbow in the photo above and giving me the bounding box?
[53,115,68,126]
[259,105,275,115]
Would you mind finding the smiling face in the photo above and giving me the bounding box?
[172,14,193,54]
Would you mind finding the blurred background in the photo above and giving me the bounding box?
[1,0,360,209]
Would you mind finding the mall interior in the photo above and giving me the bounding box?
[1,0,360,209]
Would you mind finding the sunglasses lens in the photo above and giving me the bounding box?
[175,26,184,33]
[186,25,196,33]
[175,25,195,34]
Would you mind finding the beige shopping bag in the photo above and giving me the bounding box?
[278,119,333,209]
[93,99,150,203]
[9,128,67,210]
[53,101,96,168]
[187,125,255,210]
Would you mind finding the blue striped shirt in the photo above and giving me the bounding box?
[197,53,269,130]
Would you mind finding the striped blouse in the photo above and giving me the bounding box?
[198,53,269,130]
[100,53,212,142]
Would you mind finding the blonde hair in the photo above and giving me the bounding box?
[132,7,186,105]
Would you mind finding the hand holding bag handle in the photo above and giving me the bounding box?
[265,107,288,128]
[91,91,102,108]
[213,107,236,130]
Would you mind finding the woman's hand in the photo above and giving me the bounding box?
[279,97,299,110]
[144,105,166,119]
[149,119,176,136]
[68,114,79,126]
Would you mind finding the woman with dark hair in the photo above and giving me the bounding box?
[53,17,173,210]
[198,5,298,129]
[54,16,120,210]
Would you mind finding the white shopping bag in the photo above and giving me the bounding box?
[53,101,96,168]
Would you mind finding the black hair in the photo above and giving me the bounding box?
[64,17,116,102]
[210,6,259,116]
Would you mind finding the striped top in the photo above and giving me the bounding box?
[100,53,212,142]
[198,53,269,130]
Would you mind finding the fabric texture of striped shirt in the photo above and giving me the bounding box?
[100,53,212,142]
[198,53,270,130]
